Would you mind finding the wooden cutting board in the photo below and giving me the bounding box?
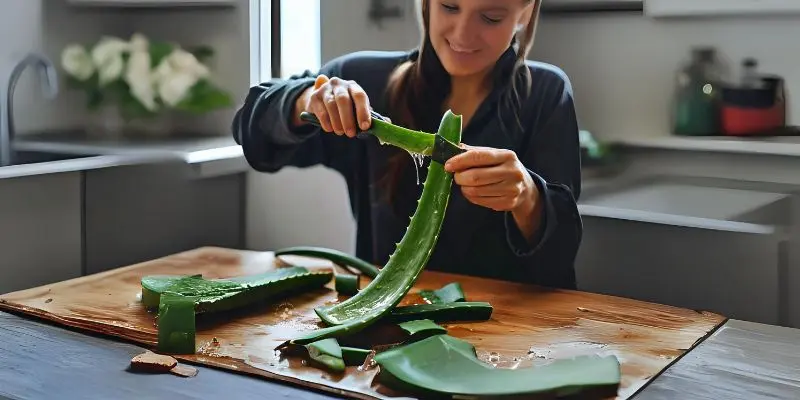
[0,246,725,399]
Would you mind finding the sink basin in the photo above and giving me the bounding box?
[7,150,100,166]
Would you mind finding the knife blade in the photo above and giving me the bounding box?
[298,111,466,164]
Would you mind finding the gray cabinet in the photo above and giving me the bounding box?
[0,173,82,293]
[83,161,245,275]
[576,175,791,326]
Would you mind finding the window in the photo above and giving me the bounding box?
[250,0,321,84]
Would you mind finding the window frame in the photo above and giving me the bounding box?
[250,0,321,84]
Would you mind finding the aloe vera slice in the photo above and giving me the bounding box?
[418,282,465,304]
[290,111,462,346]
[341,347,371,366]
[140,267,333,314]
[373,335,621,398]
[335,274,360,296]
[305,338,345,372]
[397,319,446,340]
[157,292,198,354]
[388,302,493,323]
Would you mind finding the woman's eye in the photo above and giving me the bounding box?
[441,3,458,13]
[482,15,503,24]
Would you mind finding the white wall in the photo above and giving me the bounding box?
[4,0,128,135]
[532,13,800,141]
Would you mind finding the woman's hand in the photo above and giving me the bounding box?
[444,146,543,241]
[293,74,372,138]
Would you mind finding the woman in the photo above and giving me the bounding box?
[232,0,582,290]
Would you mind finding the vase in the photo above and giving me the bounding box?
[85,105,173,139]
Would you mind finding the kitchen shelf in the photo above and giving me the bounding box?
[646,0,800,18]
[67,0,237,8]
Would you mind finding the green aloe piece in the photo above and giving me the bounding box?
[341,346,371,366]
[290,111,462,346]
[140,267,333,313]
[388,302,493,323]
[334,274,360,296]
[397,319,447,341]
[418,282,466,304]
[373,335,622,398]
[274,246,381,278]
[305,338,345,372]
[157,292,198,354]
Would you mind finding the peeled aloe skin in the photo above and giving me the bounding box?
[373,334,622,398]
[288,110,462,345]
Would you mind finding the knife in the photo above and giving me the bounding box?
[299,111,466,165]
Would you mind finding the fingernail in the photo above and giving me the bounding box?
[360,121,370,130]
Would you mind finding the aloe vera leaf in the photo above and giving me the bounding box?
[418,282,466,304]
[396,319,447,343]
[140,267,332,314]
[274,246,381,278]
[335,274,360,296]
[368,118,437,156]
[373,335,621,398]
[293,111,462,346]
[341,347,371,366]
[305,338,345,372]
[157,292,197,354]
[387,302,493,323]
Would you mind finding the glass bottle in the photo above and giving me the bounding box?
[671,47,727,136]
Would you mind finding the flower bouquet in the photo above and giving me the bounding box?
[60,33,233,135]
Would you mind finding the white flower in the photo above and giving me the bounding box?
[166,49,209,79]
[91,36,129,86]
[97,54,124,85]
[129,33,149,53]
[61,44,94,81]
[152,48,211,107]
[91,36,129,66]
[125,50,158,111]
[157,71,198,106]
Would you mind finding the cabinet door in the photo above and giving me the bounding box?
[0,173,82,294]
[83,162,244,275]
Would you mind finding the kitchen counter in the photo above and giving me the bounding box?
[3,132,248,180]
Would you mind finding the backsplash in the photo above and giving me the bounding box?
[533,13,800,141]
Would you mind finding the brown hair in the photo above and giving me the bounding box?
[378,0,541,213]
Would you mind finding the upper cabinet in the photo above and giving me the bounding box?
[66,0,237,7]
[646,0,800,17]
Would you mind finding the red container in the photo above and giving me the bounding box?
[721,76,786,136]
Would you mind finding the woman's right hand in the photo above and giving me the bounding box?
[297,74,372,138]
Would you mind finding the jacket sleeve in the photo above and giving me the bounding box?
[503,74,583,289]
[231,56,358,176]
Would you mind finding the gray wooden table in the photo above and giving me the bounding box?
[1,311,798,400]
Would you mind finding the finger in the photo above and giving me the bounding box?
[454,165,507,187]
[314,74,329,90]
[323,88,344,135]
[333,85,357,137]
[445,148,515,172]
[461,181,518,198]
[349,83,371,131]
[309,92,333,132]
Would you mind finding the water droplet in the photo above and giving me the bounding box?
[488,352,500,363]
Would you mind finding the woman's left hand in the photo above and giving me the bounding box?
[443,145,538,214]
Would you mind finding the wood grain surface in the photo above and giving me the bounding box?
[0,247,726,399]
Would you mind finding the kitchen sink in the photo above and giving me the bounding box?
[7,150,101,166]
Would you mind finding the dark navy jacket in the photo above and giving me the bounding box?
[232,48,583,290]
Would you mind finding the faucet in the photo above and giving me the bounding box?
[0,52,59,166]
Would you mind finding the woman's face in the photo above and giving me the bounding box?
[428,0,532,78]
